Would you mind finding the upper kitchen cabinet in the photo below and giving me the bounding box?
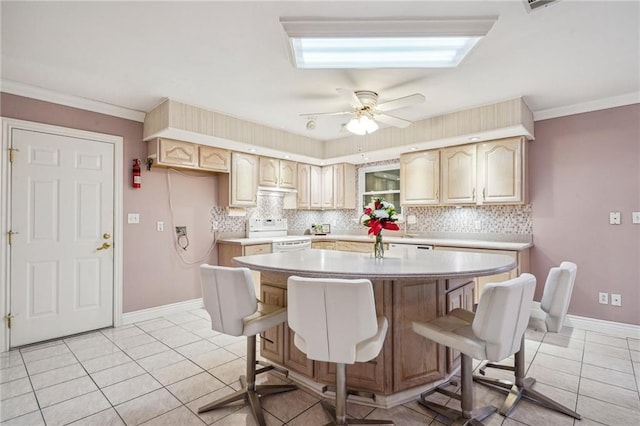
[441,137,526,205]
[259,157,297,189]
[149,138,198,168]
[476,137,525,204]
[333,163,356,209]
[297,164,311,209]
[297,163,355,210]
[218,152,259,207]
[199,145,231,172]
[147,138,231,172]
[321,166,334,209]
[441,144,477,205]
[400,150,440,205]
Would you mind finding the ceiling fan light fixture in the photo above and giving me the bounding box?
[346,114,379,135]
[280,17,496,69]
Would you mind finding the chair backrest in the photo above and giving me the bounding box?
[472,273,536,361]
[200,264,258,336]
[287,276,378,365]
[539,261,577,332]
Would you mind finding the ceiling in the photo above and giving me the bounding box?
[1,1,639,141]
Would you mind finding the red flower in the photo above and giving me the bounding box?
[367,219,383,236]
[364,207,372,215]
[382,222,399,231]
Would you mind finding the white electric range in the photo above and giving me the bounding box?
[246,218,311,252]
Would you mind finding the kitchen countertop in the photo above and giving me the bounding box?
[218,233,532,251]
[233,248,517,280]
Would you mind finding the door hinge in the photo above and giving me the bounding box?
[8,148,19,163]
[7,230,18,245]
[5,313,14,329]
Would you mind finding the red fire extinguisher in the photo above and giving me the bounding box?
[132,159,141,189]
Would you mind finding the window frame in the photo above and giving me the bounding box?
[358,163,402,214]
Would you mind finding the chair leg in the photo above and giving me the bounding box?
[319,363,394,425]
[418,354,496,425]
[198,335,297,425]
[473,336,581,419]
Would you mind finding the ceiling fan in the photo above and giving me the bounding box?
[301,89,425,135]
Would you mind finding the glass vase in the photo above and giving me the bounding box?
[374,233,384,259]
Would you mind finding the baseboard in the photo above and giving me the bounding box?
[565,314,640,339]
[122,298,204,325]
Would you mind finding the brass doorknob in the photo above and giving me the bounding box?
[103,233,111,239]
[96,242,112,251]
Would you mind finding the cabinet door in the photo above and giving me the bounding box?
[477,137,524,204]
[335,241,372,253]
[199,146,230,172]
[441,145,477,204]
[297,164,311,209]
[259,157,280,187]
[321,166,334,208]
[312,241,336,250]
[393,280,446,392]
[158,138,198,167]
[231,153,259,206]
[310,165,322,209]
[333,164,356,209]
[400,151,440,205]
[260,285,285,364]
[279,160,297,189]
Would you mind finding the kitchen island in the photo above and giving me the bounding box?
[234,248,516,408]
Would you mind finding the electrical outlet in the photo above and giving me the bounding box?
[632,212,640,224]
[175,226,187,236]
[127,213,140,224]
[211,221,219,232]
[156,221,164,232]
[609,212,621,225]
[611,293,622,307]
[598,292,609,304]
[474,220,482,230]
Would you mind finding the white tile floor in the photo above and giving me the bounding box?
[1,309,639,425]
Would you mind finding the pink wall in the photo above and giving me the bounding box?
[1,93,217,312]
[530,104,640,325]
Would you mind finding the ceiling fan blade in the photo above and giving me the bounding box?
[375,113,413,128]
[299,111,353,117]
[336,88,363,108]
[376,94,425,112]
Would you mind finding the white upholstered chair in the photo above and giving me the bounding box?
[287,276,393,426]
[198,265,296,426]
[412,273,536,425]
[475,261,580,419]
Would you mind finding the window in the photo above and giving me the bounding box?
[359,164,401,213]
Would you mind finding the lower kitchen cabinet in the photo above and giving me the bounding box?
[257,272,450,395]
[311,241,336,250]
[260,284,285,364]
[434,246,528,303]
[218,242,271,295]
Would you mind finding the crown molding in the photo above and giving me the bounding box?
[533,92,640,121]
[0,80,146,122]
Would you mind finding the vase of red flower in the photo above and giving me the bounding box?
[362,197,400,259]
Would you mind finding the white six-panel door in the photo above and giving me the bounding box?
[9,128,115,347]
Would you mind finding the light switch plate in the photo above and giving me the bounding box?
[632,212,640,224]
[127,213,140,224]
[609,212,621,225]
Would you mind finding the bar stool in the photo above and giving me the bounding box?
[412,274,536,425]
[287,276,393,426]
[475,262,580,419]
[198,265,296,426]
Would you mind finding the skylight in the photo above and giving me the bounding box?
[281,17,497,69]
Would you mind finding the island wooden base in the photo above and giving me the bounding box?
[258,271,475,401]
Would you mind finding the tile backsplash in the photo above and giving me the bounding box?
[211,193,532,236]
